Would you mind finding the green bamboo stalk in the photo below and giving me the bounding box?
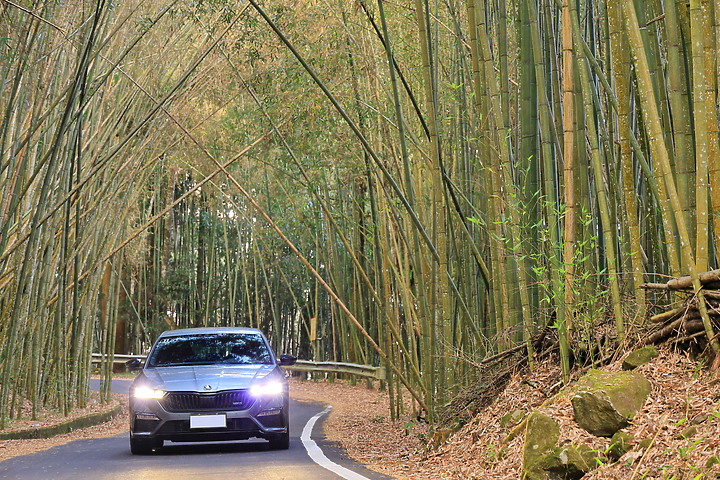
[518,0,540,324]
[414,0,451,403]
[608,0,647,323]
[496,0,511,134]
[526,0,570,381]
[664,0,695,271]
[483,4,511,350]
[375,0,431,400]
[562,0,577,338]
[571,3,625,342]
[690,0,710,273]
[701,0,718,268]
[711,0,720,266]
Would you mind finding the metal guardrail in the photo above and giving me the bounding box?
[290,360,385,381]
[90,354,385,381]
[91,353,145,365]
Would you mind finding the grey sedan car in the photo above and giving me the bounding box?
[128,327,296,454]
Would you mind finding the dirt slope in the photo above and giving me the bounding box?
[302,350,720,480]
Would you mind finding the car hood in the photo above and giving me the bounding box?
[137,364,280,393]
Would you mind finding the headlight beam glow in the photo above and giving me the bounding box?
[250,381,283,396]
[133,386,166,399]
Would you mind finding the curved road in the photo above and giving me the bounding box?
[0,380,392,480]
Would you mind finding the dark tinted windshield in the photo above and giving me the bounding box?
[147,333,272,367]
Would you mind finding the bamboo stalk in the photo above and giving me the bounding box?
[526,0,570,381]
[664,0,695,262]
[609,0,647,323]
[562,0,577,337]
[690,0,710,273]
[572,1,625,341]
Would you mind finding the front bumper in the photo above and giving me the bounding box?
[129,393,288,443]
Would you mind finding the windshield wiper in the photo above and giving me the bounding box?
[154,361,218,367]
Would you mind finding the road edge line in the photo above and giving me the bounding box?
[300,406,371,480]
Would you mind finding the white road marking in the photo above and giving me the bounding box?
[301,406,371,480]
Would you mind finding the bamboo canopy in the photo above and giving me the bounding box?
[1,0,719,426]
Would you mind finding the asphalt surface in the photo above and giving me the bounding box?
[0,379,393,480]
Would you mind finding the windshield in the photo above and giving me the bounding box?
[146,333,273,367]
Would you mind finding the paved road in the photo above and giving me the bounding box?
[0,380,392,480]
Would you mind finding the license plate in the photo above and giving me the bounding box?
[190,414,226,429]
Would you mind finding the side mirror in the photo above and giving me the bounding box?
[278,354,297,366]
[126,358,143,372]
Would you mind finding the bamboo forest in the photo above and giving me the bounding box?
[1,0,720,430]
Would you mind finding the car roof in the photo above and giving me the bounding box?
[157,327,265,338]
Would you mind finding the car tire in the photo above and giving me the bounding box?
[268,430,289,450]
[130,436,161,455]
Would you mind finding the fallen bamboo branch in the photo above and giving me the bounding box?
[680,319,705,334]
[647,317,685,344]
[712,351,720,372]
[651,306,689,324]
[667,268,720,290]
[642,271,720,349]
[479,342,528,365]
[641,283,720,300]
[669,331,706,345]
[647,314,720,344]
[682,309,720,321]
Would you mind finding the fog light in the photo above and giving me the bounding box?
[136,413,160,421]
[257,408,282,417]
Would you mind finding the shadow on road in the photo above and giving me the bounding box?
[146,440,276,456]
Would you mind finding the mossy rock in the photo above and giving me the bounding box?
[690,414,708,425]
[522,411,560,480]
[706,455,720,469]
[608,430,634,460]
[676,425,697,440]
[622,346,659,371]
[540,443,599,480]
[571,369,651,437]
[500,408,528,428]
[638,438,652,450]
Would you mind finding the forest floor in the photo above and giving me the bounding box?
[292,349,720,479]
[1,348,719,479]
[0,391,128,462]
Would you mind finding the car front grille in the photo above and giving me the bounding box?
[161,390,254,412]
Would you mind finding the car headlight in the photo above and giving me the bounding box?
[250,381,283,396]
[133,386,166,399]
